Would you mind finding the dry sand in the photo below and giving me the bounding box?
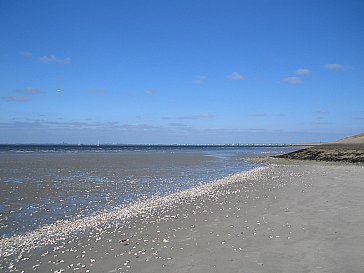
[1,161,364,273]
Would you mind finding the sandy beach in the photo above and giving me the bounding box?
[1,158,364,273]
[2,0,363,272]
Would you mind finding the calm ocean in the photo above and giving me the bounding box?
[0,145,296,237]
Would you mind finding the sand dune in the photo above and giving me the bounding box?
[333,133,364,144]
[276,133,364,163]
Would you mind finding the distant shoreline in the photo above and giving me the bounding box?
[0,143,294,147]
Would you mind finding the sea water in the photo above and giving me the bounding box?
[0,145,296,237]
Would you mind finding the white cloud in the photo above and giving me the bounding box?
[192,75,207,84]
[40,55,72,64]
[2,96,31,102]
[19,51,33,58]
[15,87,43,95]
[227,72,244,81]
[283,76,302,84]
[295,68,311,75]
[324,63,342,70]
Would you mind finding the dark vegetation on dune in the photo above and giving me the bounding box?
[275,144,364,163]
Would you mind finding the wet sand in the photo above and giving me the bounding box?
[0,152,222,237]
[1,161,364,272]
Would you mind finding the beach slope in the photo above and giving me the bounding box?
[1,162,364,273]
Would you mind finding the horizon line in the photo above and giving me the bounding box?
[0,143,303,146]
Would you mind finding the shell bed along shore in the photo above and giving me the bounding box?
[1,165,312,273]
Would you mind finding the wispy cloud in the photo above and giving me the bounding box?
[19,51,33,58]
[283,76,302,84]
[40,55,72,64]
[145,89,155,96]
[316,110,329,114]
[86,88,108,95]
[15,87,43,95]
[312,121,329,125]
[249,113,267,118]
[227,72,244,81]
[2,120,121,129]
[2,96,31,102]
[295,68,311,75]
[19,122,151,132]
[0,119,339,144]
[192,75,207,84]
[118,124,160,131]
[324,63,342,70]
[177,114,215,120]
[20,51,72,65]
[353,116,364,120]
[167,122,188,127]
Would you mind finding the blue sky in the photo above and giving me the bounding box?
[1,0,363,144]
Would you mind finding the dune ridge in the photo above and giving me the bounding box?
[276,133,364,163]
